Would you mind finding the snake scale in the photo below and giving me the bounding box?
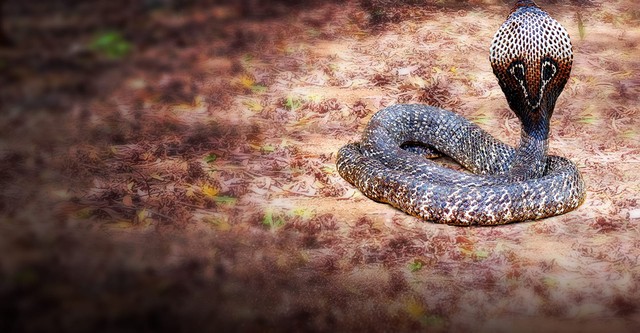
[336,0,586,225]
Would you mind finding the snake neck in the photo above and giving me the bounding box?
[509,129,548,180]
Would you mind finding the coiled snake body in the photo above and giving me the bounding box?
[336,0,586,225]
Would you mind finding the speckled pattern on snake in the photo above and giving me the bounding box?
[336,0,586,225]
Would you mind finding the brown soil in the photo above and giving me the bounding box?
[1,0,639,332]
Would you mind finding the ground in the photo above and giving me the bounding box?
[1,0,640,332]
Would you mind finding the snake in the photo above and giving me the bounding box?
[336,0,586,225]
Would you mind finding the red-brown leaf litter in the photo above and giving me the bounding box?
[1,0,639,332]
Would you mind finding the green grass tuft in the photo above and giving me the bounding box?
[89,31,132,59]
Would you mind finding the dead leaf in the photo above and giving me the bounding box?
[122,195,133,207]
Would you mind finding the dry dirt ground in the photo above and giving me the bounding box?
[1,0,640,332]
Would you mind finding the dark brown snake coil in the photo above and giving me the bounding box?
[336,0,586,225]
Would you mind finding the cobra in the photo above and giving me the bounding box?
[335,0,586,225]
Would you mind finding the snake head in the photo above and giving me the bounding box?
[489,1,573,139]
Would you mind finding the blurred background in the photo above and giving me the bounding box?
[1,0,639,332]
